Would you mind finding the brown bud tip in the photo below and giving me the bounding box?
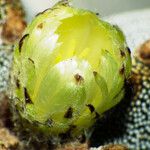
[37,23,43,29]
[93,71,98,76]
[120,50,126,57]
[137,40,150,64]
[64,107,73,119]
[86,104,95,113]
[119,65,125,75]
[74,74,84,84]
[57,0,70,6]
[24,88,33,104]
[19,34,29,52]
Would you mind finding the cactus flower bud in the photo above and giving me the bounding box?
[12,2,131,139]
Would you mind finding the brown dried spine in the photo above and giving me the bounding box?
[64,107,73,119]
[19,34,29,52]
[24,88,33,104]
[74,74,84,84]
[86,104,95,113]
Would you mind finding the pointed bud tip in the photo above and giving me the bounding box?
[93,71,98,77]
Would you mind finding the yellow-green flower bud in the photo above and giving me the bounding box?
[12,2,131,139]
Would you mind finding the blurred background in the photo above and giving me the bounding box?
[21,0,150,21]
